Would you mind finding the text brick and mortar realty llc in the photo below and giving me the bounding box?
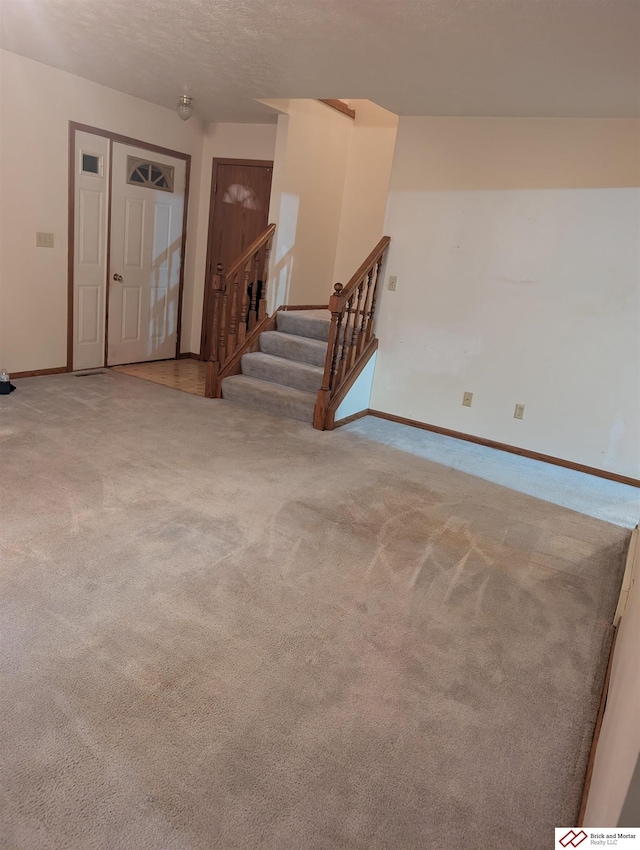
[555,829,640,848]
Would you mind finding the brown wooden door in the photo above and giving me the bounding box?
[200,159,273,359]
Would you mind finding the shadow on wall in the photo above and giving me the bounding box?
[269,193,299,310]
[147,233,182,358]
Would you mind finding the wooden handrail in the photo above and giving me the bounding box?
[205,223,276,398]
[226,223,276,280]
[313,236,390,430]
[332,236,390,307]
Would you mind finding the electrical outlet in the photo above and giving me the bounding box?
[36,232,54,248]
[462,391,473,407]
[387,275,398,291]
[514,404,525,420]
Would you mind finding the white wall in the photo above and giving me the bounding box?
[267,100,352,308]
[0,49,208,372]
[371,117,640,478]
[188,122,277,354]
[334,352,377,423]
[333,101,398,284]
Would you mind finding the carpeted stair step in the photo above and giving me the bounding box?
[260,330,327,367]
[221,375,316,423]
[276,309,332,341]
[241,351,323,394]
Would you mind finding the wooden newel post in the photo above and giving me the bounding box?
[205,263,225,398]
[313,283,344,430]
[205,359,220,399]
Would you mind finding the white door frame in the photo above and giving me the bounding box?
[68,122,191,370]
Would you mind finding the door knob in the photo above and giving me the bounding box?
[112,274,123,282]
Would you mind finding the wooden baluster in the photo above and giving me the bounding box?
[335,293,354,388]
[248,250,259,330]
[238,261,250,346]
[356,269,373,357]
[216,263,229,366]
[347,279,365,370]
[209,265,220,349]
[365,259,382,343]
[313,283,343,430]
[346,291,356,366]
[226,269,241,358]
[329,310,344,395]
[258,241,271,321]
[205,264,224,398]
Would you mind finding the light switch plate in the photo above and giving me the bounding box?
[36,232,54,248]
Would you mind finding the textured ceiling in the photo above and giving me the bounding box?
[1,0,639,123]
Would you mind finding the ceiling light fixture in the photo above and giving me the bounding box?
[177,95,193,121]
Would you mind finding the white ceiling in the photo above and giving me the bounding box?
[1,0,639,123]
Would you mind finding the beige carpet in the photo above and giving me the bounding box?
[0,371,630,850]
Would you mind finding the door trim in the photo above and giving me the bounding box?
[104,138,114,366]
[199,157,274,360]
[67,122,192,371]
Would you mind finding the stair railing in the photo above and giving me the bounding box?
[205,224,276,398]
[313,236,390,430]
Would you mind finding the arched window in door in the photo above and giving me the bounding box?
[223,183,259,209]
[126,156,175,193]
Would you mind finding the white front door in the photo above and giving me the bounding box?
[107,143,186,366]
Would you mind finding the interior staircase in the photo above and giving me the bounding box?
[221,309,331,423]
[205,229,389,430]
